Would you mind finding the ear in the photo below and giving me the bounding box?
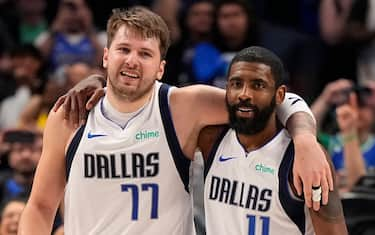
[276,85,286,105]
[156,60,166,81]
[102,47,109,69]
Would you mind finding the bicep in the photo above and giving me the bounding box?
[172,85,227,127]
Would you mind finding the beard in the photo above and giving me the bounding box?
[226,96,276,135]
[108,75,155,102]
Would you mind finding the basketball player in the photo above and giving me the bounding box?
[19,7,331,234]
[200,46,347,235]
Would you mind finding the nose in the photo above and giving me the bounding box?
[238,85,252,101]
[125,51,138,69]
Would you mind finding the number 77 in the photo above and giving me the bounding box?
[121,183,159,220]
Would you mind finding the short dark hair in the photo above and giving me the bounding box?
[228,46,287,87]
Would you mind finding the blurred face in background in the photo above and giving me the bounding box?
[0,200,25,235]
[8,139,40,175]
[186,2,214,35]
[217,3,248,43]
[12,55,42,87]
[59,0,89,33]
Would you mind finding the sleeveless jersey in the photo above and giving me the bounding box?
[204,128,315,235]
[64,82,195,235]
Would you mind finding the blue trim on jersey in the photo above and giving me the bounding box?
[158,84,191,193]
[204,126,230,179]
[278,142,306,234]
[66,124,86,181]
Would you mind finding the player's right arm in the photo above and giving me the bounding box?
[18,108,74,234]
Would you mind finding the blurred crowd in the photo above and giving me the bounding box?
[0,0,375,234]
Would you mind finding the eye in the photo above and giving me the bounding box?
[118,47,130,54]
[229,79,243,89]
[252,81,266,90]
[140,51,152,58]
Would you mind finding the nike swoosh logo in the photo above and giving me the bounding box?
[87,132,107,139]
[219,155,237,162]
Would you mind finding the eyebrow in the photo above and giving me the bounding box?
[116,43,155,53]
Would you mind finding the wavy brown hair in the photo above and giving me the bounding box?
[106,7,171,59]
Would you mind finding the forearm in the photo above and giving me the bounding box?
[319,0,351,44]
[342,133,366,189]
[286,111,316,138]
[18,202,56,235]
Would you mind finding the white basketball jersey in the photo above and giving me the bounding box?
[204,128,315,235]
[64,82,195,235]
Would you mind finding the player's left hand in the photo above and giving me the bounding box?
[293,133,333,211]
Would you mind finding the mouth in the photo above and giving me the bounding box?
[120,71,140,79]
[237,107,254,112]
[236,106,256,118]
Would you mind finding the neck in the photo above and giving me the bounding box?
[106,84,155,113]
[237,115,278,152]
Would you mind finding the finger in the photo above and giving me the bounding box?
[77,92,86,125]
[86,89,105,110]
[70,92,79,127]
[293,173,302,196]
[327,165,334,192]
[320,174,329,205]
[303,177,313,209]
[348,93,358,110]
[312,177,321,211]
[63,95,72,120]
[53,95,66,112]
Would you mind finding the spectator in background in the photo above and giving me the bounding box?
[164,0,215,86]
[15,0,48,45]
[0,198,26,235]
[333,92,373,192]
[318,0,357,91]
[345,0,375,85]
[0,130,42,205]
[311,79,375,192]
[19,62,93,131]
[153,0,181,43]
[35,0,103,72]
[0,45,45,129]
[0,48,16,103]
[192,0,322,102]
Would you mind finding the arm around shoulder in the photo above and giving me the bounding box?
[170,85,227,127]
[18,108,75,234]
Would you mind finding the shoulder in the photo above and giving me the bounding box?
[44,107,78,151]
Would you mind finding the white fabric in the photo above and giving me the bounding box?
[276,92,316,127]
[64,82,195,235]
[204,129,315,235]
[0,86,31,129]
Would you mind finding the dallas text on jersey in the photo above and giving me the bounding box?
[83,152,160,178]
[208,175,272,212]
